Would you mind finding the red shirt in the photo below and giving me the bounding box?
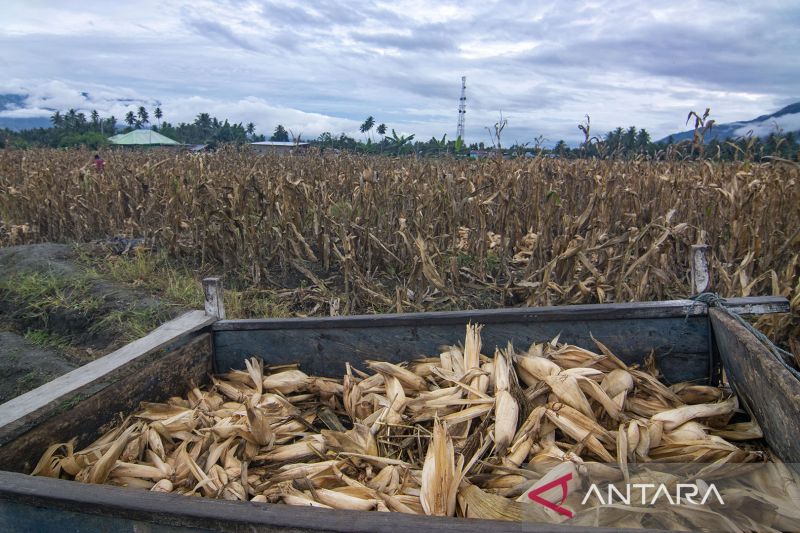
[94,158,105,172]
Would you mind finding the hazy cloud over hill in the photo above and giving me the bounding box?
[1,0,798,143]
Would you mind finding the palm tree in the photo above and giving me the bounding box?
[246,122,256,138]
[429,133,447,155]
[553,140,567,157]
[137,106,149,127]
[359,116,375,142]
[90,110,100,129]
[636,128,651,152]
[376,123,387,153]
[623,126,637,155]
[194,113,212,141]
[154,107,163,127]
[76,112,87,132]
[271,125,289,142]
[124,111,137,129]
[50,111,63,128]
[65,109,78,132]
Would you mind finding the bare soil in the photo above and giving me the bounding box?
[0,243,185,402]
[0,328,76,403]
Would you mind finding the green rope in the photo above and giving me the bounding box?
[690,292,800,380]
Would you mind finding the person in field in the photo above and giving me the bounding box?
[94,154,105,173]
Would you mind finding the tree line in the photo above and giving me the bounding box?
[1,108,797,162]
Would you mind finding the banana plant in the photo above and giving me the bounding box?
[454,136,464,154]
[388,129,415,155]
[428,133,447,155]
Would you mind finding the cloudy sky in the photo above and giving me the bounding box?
[1,0,798,144]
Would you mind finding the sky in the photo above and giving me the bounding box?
[1,0,799,145]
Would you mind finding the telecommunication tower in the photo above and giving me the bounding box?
[456,76,466,140]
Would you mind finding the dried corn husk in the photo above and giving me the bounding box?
[34,325,776,530]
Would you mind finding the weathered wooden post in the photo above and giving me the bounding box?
[690,244,711,295]
[202,277,226,319]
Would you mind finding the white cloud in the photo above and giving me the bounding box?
[0,0,798,143]
[0,107,51,119]
[734,113,800,137]
[162,96,361,137]
[0,78,361,138]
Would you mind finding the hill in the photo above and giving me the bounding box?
[0,94,51,131]
[659,102,800,143]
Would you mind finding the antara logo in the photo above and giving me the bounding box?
[527,472,574,518]
[526,472,725,519]
[581,482,725,506]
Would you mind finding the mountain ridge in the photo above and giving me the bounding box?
[658,102,800,143]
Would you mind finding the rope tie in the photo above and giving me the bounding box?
[690,292,800,380]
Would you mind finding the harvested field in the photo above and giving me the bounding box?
[0,148,797,353]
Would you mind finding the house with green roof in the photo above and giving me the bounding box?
[108,129,181,146]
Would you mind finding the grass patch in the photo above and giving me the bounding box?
[224,290,293,319]
[77,247,294,319]
[0,271,102,325]
[0,266,176,347]
[77,249,205,309]
[90,304,172,342]
[24,329,70,349]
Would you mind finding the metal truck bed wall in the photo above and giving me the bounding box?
[214,301,713,382]
[0,296,794,532]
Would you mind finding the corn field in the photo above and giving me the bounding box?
[0,147,797,350]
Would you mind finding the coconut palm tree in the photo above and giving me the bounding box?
[376,123,387,153]
[50,111,63,128]
[360,116,375,142]
[124,111,137,130]
[246,122,256,138]
[64,109,78,131]
[195,113,213,141]
[75,112,88,133]
[106,116,117,134]
[137,106,149,127]
[271,125,289,142]
[154,107,163,127]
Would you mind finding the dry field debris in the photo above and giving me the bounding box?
[0,149,797,350]
[33,325,797,530]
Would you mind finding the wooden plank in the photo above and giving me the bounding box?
[710,308,800,463]
[0,471,660,532]
[0,310,215,430]
[212,296,789,332]
[0,499,192,533]
[0,333,213,473]
[214,317,710,384]
[690,244,711,294]
[203,277,226,319]
[721,296,791,316]
[213,300,704,331]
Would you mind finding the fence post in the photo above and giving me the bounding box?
[690,244,711,295]
[202,277,226,319]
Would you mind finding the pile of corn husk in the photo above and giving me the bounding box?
[33,325,799,530]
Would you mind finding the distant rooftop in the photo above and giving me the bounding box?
[250,141,309,146]
[108,129,180,145]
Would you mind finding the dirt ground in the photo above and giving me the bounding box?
[0,243,184,403]
[0,329,76,403]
